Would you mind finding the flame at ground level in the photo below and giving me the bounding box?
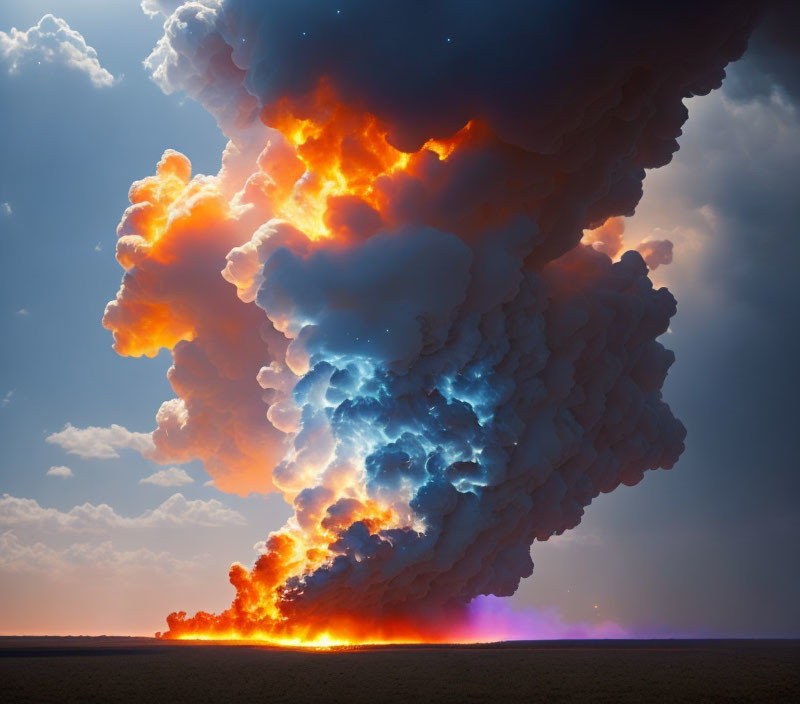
[167,633,485,649]
[157,607,479,647]
[157,597,629,646]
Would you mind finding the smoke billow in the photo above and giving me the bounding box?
[105,0,768,641]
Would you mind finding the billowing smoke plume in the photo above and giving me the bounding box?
[106,1,769,642]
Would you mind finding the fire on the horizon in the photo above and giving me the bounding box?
[102,0,763,645]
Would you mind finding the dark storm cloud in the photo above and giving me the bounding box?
[723,0,800,103]
[649,87,800,634]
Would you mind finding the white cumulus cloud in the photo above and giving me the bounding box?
[46,422,155,459]
[140,466,193,487]
[141,1,186,19]
[46,465,73,479]
[0,14,115,88]
[0,492,245,532]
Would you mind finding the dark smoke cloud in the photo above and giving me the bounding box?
[153,0,762,257]
[517,27,800,637]
[132,0,780,636]
[276,247,684,625]
[230,1,755,150]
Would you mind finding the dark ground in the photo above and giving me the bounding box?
[1,637,798,703]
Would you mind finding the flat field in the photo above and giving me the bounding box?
[1,637,797,703]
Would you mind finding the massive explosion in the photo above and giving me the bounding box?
[104,1,768,644]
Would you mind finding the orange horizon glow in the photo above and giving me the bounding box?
[157,606,520,647]
[165,631,497,649]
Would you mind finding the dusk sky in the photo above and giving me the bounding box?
[1,1,798,640]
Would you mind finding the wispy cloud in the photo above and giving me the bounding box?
[140,467,193,487]
[46,465,73,479]
[1,390,13,408]
[15,308,28,316]
[0,530,198,574]
[0,14,116,88]
[0,492,245,532]
[1,202,11,216]
[46,422,154,459]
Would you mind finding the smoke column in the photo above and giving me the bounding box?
[104,1,767,643]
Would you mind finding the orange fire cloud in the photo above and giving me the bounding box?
[166,91,480,645]
[259,81,471,242]
[103,149,288,495]
[104,86,483,644]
